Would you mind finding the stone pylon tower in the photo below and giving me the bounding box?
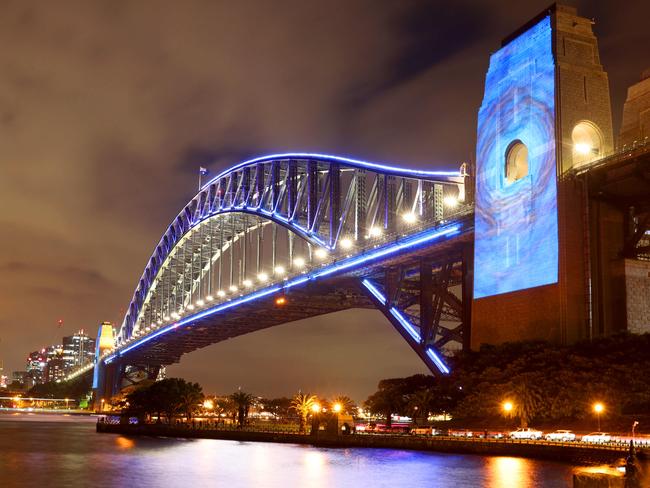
[471,4,614,347]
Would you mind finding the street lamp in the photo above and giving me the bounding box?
[593,402,604,431]
[311,402,321,414]
[332,403,342,414]
[502,401,513,414]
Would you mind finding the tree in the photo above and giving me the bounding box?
[291,392,318,433]
[408,388,436,425]
[261,397,292,418]
[229,390,255,426]
[331,395,356,415]
[506,374,543,428]
[178,381,204,421]
[124,378,204,424]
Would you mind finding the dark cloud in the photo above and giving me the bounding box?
[0,0,648,400]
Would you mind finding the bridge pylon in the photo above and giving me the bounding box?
[472,4,615,346]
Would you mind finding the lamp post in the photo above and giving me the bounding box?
[593,402,604,431]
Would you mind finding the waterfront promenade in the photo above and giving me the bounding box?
[96,420,636,466]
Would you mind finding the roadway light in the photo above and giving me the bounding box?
[243,279,253,288]
[203,399,214,410]
[157,320,163,325]
[443,196,459,208]
[187,304,195,311]
[274,265,285,275]
[293,257,305,268]
[402,212,417,224]
[368,226,382,238]
[574,142,592,155]
[339,237,353,250]
[502,401,513,413]
[333,403,342,413]
[217,290,226,297]
[206,295,214,301]
[311,402,321,413]
[163,315,170,321]
[593,402,605,431]
[314,248,328,260]
[196,299,205,306]
[258,272,269,282]
[229,285,239,292]
[275,296,287,306]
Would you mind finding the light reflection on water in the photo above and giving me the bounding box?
[0,415,573,487]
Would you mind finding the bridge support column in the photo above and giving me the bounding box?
[360,248,470,375]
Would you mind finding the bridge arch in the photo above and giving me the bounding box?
[115,153,465,362]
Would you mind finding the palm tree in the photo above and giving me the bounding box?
[507,375,543,428]
[408,389,435,425]
[291,392,318,433]
[331,395,356,415]
[229,390,255,427]
[178,381,204,421]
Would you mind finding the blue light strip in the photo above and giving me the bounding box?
[360,279,386,305]
[360,272,452,376]
[203,152,461,190]
[105,223,461,364]
[388,307,421,342]
[426,347,451,375]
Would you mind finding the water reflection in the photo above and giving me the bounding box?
[115,436,134,449]
[0,415,573,488]
[487,456,528,487]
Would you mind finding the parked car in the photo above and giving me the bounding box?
[545,430,576,442]
[448,429,474,438]
[509,428,543,440]
[410,426,440,436]
[582,432,612,444]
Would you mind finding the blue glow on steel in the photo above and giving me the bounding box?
[426,347,450,375]
[104,223,461,364]
[202,152,461,190]
[361,279,386,305]
[389,307,421,342]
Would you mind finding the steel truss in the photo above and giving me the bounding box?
[360,244,472,374]
[117,155,465,346]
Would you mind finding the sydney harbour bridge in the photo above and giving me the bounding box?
[62,5,650,404]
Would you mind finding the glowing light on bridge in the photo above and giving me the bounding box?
[360,279,386,305]
[339,237,353,250]
[217,290,226,297]
[425,347,450,375]
[243,279,253,288]
[368,227,382,238]
[104,223,461,366]
[274,266,286,275]
[257,272,269,282]
[574,142,593,155]
[443,196,459,208]
[314,249,328,259]
[202,152,463,191]
[293,257,305,268]
[402,212,417,224]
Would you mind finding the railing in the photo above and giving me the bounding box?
[571,136,650,176]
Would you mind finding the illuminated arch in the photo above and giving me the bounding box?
[572,121,604,166]
[116,153,463,345]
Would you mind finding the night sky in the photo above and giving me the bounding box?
[1,0,648,401]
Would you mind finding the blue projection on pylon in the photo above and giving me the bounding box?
[474,16,559,299]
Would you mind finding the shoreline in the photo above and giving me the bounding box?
[96,422,633,465]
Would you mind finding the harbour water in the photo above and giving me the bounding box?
[0,414,574,487]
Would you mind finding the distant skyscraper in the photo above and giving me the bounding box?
[26,350,47,384]
[62,330,96,372]
[45,358,66,383]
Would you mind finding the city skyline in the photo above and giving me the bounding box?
[1,0,649,400]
